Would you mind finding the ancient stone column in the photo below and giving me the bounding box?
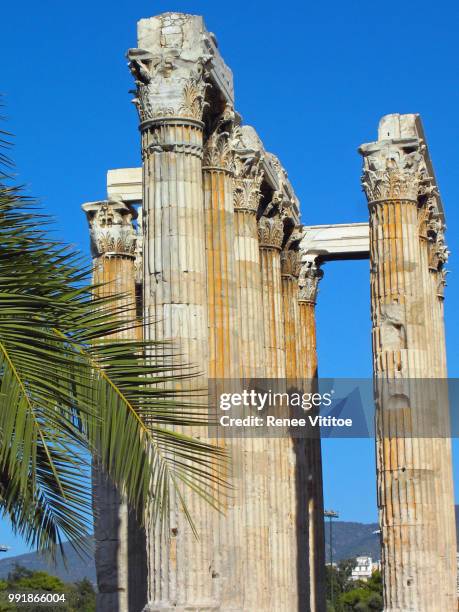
[225,148,274,609]
[128,17,220,609]
[203,120,239,380]
[258,214,286,379]
[281,248,301,379]
[233,149,265,378]
[82,200,146,612]
[258,213,298,610]
[359,137,441,611]
[297,259,326,612]
[424,207,457,607]
[202,118,245,609]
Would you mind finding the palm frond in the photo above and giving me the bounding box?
[0,122,227,557]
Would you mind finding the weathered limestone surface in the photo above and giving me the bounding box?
[360,114,456,611]
[82,200,147,612]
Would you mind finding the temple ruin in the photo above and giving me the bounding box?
[83,11,456,612]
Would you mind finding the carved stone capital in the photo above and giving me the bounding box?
[232,152,263,213]
[429,231,449,272]
[359,140,429,203]
[127,14,233,129]
[281,250,301,278]
[129,60,209,124]
[203,106,236,171]
[437,268,448,300]
[298,260,324,304]
[257,215,284,250]
[82,200,137,259]
[424,199,449,273]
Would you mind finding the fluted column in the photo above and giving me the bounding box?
[202,119,244,609]
[258,215,286,378]
[203,122,239,380]
[233,155,265,378]
[297,260,326,612]
[227,152,272,609]
[258,214,297,610]
[359,138,440,611]
[424,207,457,607]
[281,249,301,379]
[83,200,146,612]
[128,42,221,607]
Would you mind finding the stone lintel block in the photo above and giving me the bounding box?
[300,222,369,262]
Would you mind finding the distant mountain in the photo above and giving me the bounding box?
[0,538,95,584]
[1,506,458,581]
[325,520,380,562]
[326,505,459,562]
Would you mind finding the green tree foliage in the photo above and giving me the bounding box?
[326,560,383,612]
[0,565,96,611]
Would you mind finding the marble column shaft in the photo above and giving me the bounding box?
[231,159,272,610]
[258,215,297,610]
[297,262,326,612]
[233,162,265,379]
[360,140,440,611]
[141,117,217,611]
[281,250,301,380]
[202,129,243,609]
[422,207,456,607]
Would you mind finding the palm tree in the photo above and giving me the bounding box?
[0,125,225,558]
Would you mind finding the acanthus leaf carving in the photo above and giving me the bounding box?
[232,152,263,213]
[178,69,210,120]
[359,141,429,203]
[203,104,237,171]
[83,200,137,259]
[280,249,301,278]
[298,260,324,304]
[257,215,284,250]
[128,49,210,123]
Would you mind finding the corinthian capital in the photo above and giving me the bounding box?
[128,53,209,123]
[82,200,137,258]
[232,155,263,213]
[127,14,233,126]
[298,260,323,304]
[203,105,236,171]
[359,140,429,203]
[257,215,284,250]
[281,249,301,278]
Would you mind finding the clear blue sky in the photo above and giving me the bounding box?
[1,0,458,556]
